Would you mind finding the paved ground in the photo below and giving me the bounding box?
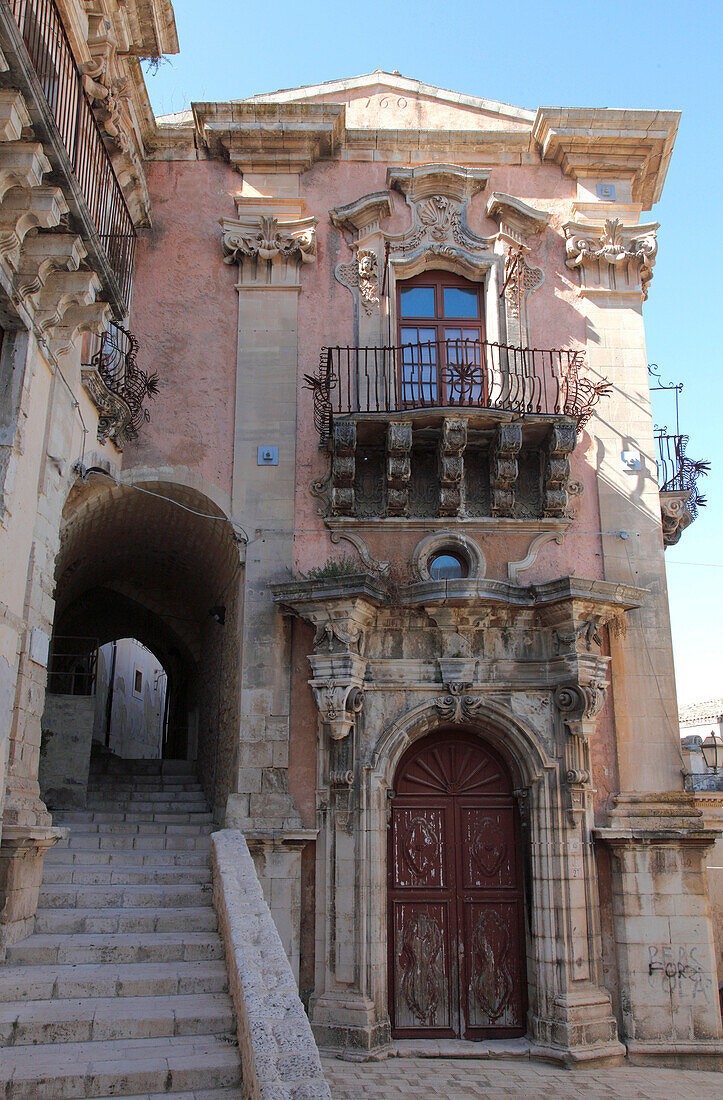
[321,1055,723,1099]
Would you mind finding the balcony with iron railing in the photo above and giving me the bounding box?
[306,338,611,446]
[307,338,612,522]
[81,320,158,447]
[4,0,136,312]
[655,429,709,547]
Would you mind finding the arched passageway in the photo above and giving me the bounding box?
[46,473,242,818]
[388,730,527,1039]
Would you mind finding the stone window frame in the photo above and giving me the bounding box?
[413,531,486,582]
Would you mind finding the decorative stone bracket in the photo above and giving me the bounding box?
[271,578,385,742]
[309,654,365,741]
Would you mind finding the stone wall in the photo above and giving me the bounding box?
[211,829,331,1100]
[39,694,95,809]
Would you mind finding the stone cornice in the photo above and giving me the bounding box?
[485,192,551,242]
[192,102,345,171]
[387,163,489,204]
[271,574,388,612]
[400,575,646,613]
[329,192,393,237]
[533,107,680,210]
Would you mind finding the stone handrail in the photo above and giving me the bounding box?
[211,829,331,1100]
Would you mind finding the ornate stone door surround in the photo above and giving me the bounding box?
[272,572,643,1061]
[330,163,549,354]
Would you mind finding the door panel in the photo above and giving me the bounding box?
[461,900,524,1033]
[389,735,526,1040]
[392,900,456,1032]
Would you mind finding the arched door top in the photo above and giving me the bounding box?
[394,731,513,797]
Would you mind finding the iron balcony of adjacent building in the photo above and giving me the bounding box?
[655,430,709,548]
[2,0,136,315]
[81,320,158,447]
[306,338,611,446]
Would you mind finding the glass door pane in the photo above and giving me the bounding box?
[401,327,437,404]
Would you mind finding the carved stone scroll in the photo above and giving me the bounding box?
[221,213,317,286]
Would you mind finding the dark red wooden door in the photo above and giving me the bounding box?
[388,734,526,1039]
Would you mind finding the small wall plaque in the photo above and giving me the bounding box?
[257,446,279,466]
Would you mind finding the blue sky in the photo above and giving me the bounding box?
[144,0,722,706]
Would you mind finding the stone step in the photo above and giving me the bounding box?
[90,1092,242,1100]
[38,882,211,910]
[35,906,218,935]
[0,961,229,1001]
[83,801,210,814]
[42,865,212,886]
[56,821,210,835]
[0,993,235,1046]
[55,832,212,851]
[6,932,224,966]
[0,1034,241,1098]
[86,792,209,809]
[87,778,203,790]
[45,847,210,867]
[54,811,213,825]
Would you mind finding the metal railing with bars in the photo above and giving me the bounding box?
[654,430,709,518]
[83,319,158,441]
[47,636,98,696]
[305,339,612,444]
[8,0,136,307]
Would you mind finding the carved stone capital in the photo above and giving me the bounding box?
[563,218,658,298]
[221,214,317,285]
[330,192,393,238]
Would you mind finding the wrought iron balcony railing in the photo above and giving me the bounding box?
[655,430,709,517]
[306,339,611,444]
[82,321,158,445]
[8,0,136,308]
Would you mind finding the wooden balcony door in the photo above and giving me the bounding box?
[397,271,487,407]
[388,733,526,1039]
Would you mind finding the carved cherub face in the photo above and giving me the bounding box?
[357,251,376,277]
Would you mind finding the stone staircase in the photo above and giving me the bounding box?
[0,751,242,1098]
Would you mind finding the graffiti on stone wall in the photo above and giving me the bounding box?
[647,945,712,1001]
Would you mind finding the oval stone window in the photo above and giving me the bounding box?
[429,551,469,581]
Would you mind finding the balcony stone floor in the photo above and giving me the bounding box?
[320,1053,722,1099]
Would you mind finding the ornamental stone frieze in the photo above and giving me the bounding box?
[221,212,318,287]
[563,217,658,298]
